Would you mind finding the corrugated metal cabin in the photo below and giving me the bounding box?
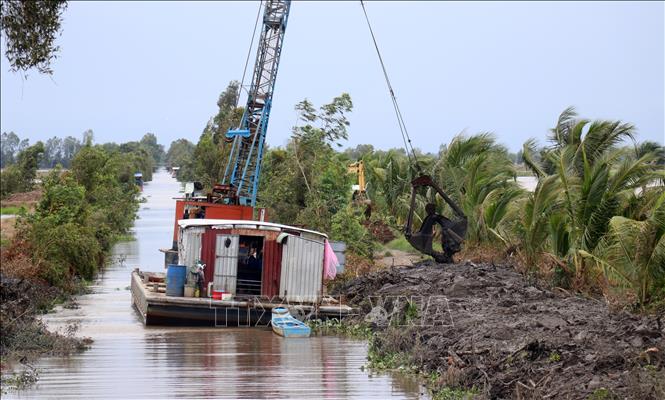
[178,219,328,304]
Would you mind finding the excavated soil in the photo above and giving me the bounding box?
[0,190,42,208]
[334,261,665,399]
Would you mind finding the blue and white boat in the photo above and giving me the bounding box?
[271,307,311,338]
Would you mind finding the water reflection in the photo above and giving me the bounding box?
[8,170,427,399]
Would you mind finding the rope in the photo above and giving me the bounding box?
[360,0,421,173]
[235,0,264,108]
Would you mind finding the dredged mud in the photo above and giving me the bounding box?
[334,261,665,399]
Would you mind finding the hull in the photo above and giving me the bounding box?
[271,324,311,338]
[271,307,311,337]
[131,270,353,327]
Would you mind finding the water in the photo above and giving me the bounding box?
[516,176,537,192]
[8,170,426,399]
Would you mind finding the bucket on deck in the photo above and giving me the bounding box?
[166,264,187,297]
[212,290,232,300]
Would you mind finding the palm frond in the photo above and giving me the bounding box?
[548,106,578,145]
[521,139,545,178]
[580,120,635,166]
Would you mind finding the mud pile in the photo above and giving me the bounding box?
[363,219,396,243]
[334,261,665,399]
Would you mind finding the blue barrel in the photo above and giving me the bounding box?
[166,264,187,297]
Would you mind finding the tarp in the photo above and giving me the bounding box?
[323,240,339,280]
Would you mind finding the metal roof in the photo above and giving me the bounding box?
[177,219,328,238]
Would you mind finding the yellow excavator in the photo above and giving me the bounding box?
[348,160,368,202]
[348,160,372,219]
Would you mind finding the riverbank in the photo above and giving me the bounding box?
[333,261,665,399]
[2,170,426,400]
[0,276,91,371]
[1,149,150,393]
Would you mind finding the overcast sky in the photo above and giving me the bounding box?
[1,1,663,152]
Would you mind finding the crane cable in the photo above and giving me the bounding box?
[224,0,263,183]
[360,0,421,173]
[235,0,264,108]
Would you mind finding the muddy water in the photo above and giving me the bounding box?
[9,170,426,399]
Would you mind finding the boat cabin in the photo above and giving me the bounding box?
[177,219,328,304]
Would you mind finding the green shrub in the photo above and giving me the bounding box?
[0,166,22,198]
[331,206,375,259]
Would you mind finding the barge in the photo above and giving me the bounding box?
[132,218,354,326]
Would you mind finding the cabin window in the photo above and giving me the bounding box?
[236,235,264,296]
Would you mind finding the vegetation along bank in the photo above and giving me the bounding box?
[0,132,163,382]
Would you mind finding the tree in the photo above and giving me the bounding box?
[61,136,82,167]
[210,81,244,144]
[258,94,354,232]
[191,129,227,188]
[180,81,245,186]
[165,139,195,180]
[588,192,665,305]
[635,141,665,166]
[434,133,523,245]
[0,141,44,197]
[517,108,662,287]
[140,132,165,164]
[0,0,68,75]
[1,131,20,167]
[82,129,94,146]
[42,136,63,168]
[343,144,374,161]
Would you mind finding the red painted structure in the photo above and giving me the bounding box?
[172,200,255,244]
[198,226,297,298]
[261,240,283,297]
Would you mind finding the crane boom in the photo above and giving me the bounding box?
[223,0,291,206]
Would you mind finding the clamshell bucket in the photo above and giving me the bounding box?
[403,175,468,263]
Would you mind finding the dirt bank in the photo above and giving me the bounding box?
[334,261,665,399]
[0,276,90,372]
[1,190,41,209]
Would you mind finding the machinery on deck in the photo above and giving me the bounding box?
[222,0,290,207]
[166,0,290,257]
[170,0,467,264]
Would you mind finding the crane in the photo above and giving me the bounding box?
[167,0,467,265]
[221,0,291,207]
[168,0,290,255]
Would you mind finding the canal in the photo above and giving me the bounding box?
[9,170,427,399]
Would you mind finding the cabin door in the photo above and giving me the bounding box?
[279,235,324,303]
[214,234,240,294]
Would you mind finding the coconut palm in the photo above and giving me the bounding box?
[585,192,665,304]
[434,133,525,245]
[508,175,563,266]
[519,107,663,288]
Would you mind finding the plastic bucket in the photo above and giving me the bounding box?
[166,265,187,297]
[212,290,225,300]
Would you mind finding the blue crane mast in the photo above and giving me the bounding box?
[222,0,291,207]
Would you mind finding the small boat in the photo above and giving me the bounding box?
[271,307,311,338]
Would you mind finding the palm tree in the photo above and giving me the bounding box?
[519,107,663,288]
[434,133,525,245]
[585,192,665,305]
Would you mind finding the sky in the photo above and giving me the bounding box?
[1,1,663,152]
